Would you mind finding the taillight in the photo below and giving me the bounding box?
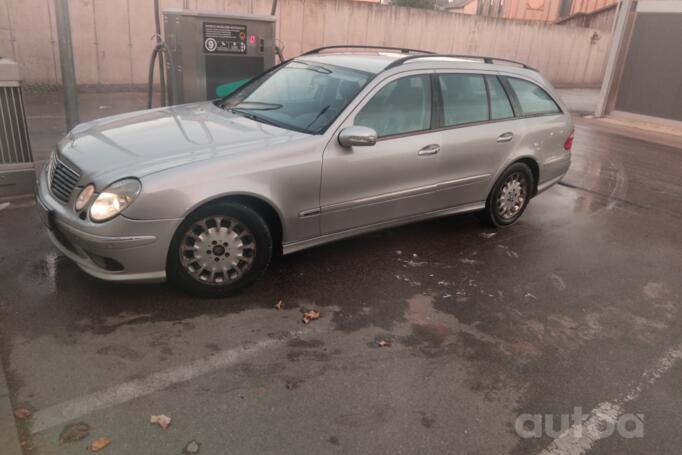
[563,130,574,151]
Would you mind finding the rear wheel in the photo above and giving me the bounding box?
[167,201,272,297]
[480,162,533,227]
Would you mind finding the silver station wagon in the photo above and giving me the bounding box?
[36,46,573,296]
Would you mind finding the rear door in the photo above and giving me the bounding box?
[432,72,521,209]
[320,72,441,234]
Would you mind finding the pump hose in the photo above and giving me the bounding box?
[147,44,162,109]
[147,41,177,109]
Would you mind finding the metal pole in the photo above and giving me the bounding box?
[272,0,283,62]
[54,0,80,130]
[154,0,166,106]
[594,0,633,118]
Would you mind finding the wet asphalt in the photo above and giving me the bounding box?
[0,92,681,454]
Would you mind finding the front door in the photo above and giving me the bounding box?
[320,73,441,234]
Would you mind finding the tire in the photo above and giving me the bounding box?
[479,162,534,228]
[167,201,273,297]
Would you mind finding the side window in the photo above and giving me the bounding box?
[506,77,560,116]
[438,74,489,126]
[355,75,431,138]
[485,76,514,120]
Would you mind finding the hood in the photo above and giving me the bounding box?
[59,102,308,186]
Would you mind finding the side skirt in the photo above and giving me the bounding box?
[282,202,485,255]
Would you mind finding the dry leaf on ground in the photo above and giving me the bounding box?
[274,300,284,310]
[59,422,90,443]
[89,437,112,452]
[150,414,172,430]
[377,339,392,347]
[302,309,320,324]
[14,408,31,419]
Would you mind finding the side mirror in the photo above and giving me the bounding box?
[338,126,377,148]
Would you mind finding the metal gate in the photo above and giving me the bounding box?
[0,85,32,165]
[0,58,35,197]
[614,5,682,121]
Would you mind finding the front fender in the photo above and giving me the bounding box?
[123,139,325,244]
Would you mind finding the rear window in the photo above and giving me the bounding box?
[506,77,560,116]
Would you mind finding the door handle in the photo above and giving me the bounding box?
[418,144,440,156]
[497,132,514,143]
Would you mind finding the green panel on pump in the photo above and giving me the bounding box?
[215,79,250,97]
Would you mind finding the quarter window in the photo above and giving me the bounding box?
[486,75,514,120]
[506,77,560,116]
[438,74,489,126]
[354,75,431,138]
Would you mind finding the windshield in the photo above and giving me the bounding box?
[220,60,372,134]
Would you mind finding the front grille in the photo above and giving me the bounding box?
[49,155,80,203]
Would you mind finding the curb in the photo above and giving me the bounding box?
[0,361,23,455]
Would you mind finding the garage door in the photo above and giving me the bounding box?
[614,8,682,121]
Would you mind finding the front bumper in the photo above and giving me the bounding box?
[36,165,182,283]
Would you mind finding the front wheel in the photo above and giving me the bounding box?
[479,162,534,228]
[167,202,273,297]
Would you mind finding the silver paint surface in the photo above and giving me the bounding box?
[36,55,572,282]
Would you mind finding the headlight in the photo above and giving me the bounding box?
[75,184,95,211]
[89,179,141,222]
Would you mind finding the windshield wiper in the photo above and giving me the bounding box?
[230,108,309,134]
[223,101,283,111]
[304,104,331,131]
[230,108,280,127]
[295,61,332,74]
[232,101,283,111]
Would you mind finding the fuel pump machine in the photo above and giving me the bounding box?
[163,9,276,104]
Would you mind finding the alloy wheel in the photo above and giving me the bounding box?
[179,216,256,285]
[496,172,528,220]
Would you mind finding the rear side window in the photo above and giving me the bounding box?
[355,75,431,138]
[506,77,560,116]
[438,74,489,126]
[486,76,514,120]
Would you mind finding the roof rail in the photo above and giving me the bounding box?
[302,45,435,56]
[384,54,537,71]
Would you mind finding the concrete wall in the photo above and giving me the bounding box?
[0,0,611,89]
